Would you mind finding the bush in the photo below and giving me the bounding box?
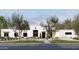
[73,37,79,40]
[0,37,18,41]
[55,37,60,40]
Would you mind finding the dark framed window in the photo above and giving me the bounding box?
[14,33,18,37]
[43,28,45,30]
[35,27,36,29]
[23,33,27,37]
[4,32,9,37]
[65,32,72,35]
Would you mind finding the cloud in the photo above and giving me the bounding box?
[0,9,79,25]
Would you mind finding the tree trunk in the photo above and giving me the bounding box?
[18,30,22,41]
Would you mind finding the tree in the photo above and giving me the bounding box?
[55,23,63,29]
[11,13,30,40]
[0,16,8,29]
[40,16,58,38]
[48,16,58,38]
[0,16,9,36]
[62,19,73,29]
[6,17,12,28]
[72,14,79,35]
[55,18,73,30]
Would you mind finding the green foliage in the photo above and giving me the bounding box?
[72,14,79,35]
[0,16,9,36]
[40,16,59,38]
[10,13,30,40]
[0,16,8,29]
[63,19,73,29]
[56,19,73,29]
[11,13,30,30]
[7,18,12,28]
[49,16,58,26]
[55,14,79,36]
[47,16,58,37]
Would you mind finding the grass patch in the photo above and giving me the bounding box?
[50,40,79,43]
[13,40,43,43]
[0,40,43,43]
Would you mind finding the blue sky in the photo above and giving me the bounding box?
[0,9,79,25]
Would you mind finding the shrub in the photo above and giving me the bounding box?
[73,37,79,40]
[55,37,60,40]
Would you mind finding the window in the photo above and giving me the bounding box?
[23,33,27,37]
[65,32,72,35]
[14,33,18,37]
[4,32,9,37]
[43,28,45,30]
[35,27,36,29]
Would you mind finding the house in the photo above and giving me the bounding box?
[54,29,78,40]
[1,26,47,38]
[1,26,78,40]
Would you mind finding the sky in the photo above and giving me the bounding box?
[0,9,79,25]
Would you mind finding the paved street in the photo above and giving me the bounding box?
[0,43,79,50]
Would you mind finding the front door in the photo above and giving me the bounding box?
[33,30,38,37]
[42,32,45,38]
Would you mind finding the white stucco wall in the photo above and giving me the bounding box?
[1,29,17,38]
[1,25,47,38]
[29,26,47,37]
[54,29,77,40]
[1,27,77,40]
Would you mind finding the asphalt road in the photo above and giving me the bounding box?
[0,43,79,50]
